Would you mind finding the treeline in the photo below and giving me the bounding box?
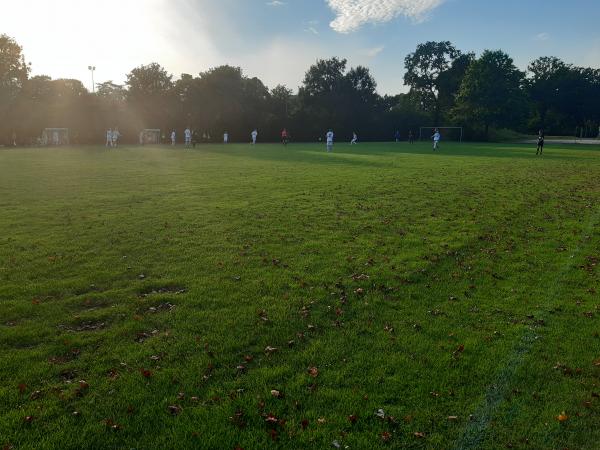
[1,34,599,144]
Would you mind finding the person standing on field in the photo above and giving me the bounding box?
[432,129,441,151]
[106,129,113,147]
[171,130,176,146]
[536,129,545,155]
[351,132,358,145]
[111,128,120,148]
[408,130,414,144]
[224,131,229,144]
[184,127,192,147]
[326,129,334,152]
[251,129,258,145]
[281,128,289,146]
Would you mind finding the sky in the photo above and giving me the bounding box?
[2,0,600,95]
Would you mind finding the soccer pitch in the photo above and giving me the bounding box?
[1,142,599,449]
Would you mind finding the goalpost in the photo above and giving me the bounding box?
[419,127,463,142]
[42,128,70,146]
[140,129,161,145]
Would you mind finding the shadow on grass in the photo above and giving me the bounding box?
[198,142,598,170]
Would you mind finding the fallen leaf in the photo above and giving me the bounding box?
[348,414,358,424]
[264,346,278,355]
[308,366,319,377]
[381,431,391,442]
[557,412,568,422]
[271,390,283,398]
[301,419,309,430]
[140,369,153,378]
[414,432,426,438]
[317,417,326,424]
[168,405,182,415]
[265,413,278,424]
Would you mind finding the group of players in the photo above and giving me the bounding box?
[106,127,434,151]
[105,128,121,147]
[104,126,453,152]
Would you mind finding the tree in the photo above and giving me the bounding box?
[454,50,526,138]
[126,63,174,129]
[298,58,380,139]
[527,57,569,129]
[0,34,30,142]
[404,41,462,125]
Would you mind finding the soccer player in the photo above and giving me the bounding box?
[12,130,17,147]
[184,127,192,147]
[536,129,545,155]
[171,130,176,146]
[251,129,258,145]
[394,130,400,142]
[106,129,113,147]
[351,132,358,145]
[281,128,289,146]
[111,128,121,148]
[326,129,334,152]
[432,129,441,151]
[192,130,199,148]
[224,132,229,144]
[408,130,414,144]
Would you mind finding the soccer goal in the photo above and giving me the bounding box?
[419,127,463,142]
[42,128,70,146]
[140,129,161,145]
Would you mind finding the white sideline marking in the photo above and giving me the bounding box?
[453,204,600,449]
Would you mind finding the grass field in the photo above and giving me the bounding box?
[1,142,599,450]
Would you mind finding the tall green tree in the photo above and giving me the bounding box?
[454,50,526,138]
[0,34,30,142]
[404,41,462,125]
[126,63,174,129]
[298,58,380,139]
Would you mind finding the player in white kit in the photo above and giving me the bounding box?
[106,129,113,147]
[171,130,176,146]
[326,130,334,152]
[184,128,192,147]
[351,132,358,145]
[251,129,258,145]
[111,128,120,148]
[432,129,441,151]
[224,132,229,144]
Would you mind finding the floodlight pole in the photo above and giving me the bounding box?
[88,66,96,93]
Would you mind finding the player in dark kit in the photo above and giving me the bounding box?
[536,130,545,155]
[281,128,289,146]
[408,130,414,144]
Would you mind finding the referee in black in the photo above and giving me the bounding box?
[536,129,545,155]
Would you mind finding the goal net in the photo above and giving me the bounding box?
[140,129,161,145]
[419,127,463,142]
[42,128,69,146]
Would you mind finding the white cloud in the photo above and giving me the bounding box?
[326,0,445,33]
[266,0,286,6]
[534,32,550,41]
[360,46,385,57]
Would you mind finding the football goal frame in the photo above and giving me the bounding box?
[140,129,161,145]
[419,127,463,142]
[42,128,70,146]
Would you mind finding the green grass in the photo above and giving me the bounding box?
[1,142,599,450]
